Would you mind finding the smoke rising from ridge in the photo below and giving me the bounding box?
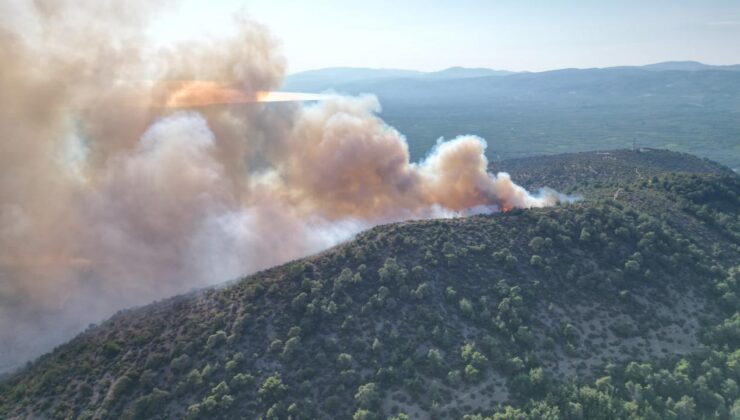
[0,0,570,371]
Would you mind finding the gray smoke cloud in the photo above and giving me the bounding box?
[0,0,569,372]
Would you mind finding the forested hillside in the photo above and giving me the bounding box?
[1,150,738,419]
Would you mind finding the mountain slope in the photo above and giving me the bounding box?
[1,150,738,419]
[493,148,733,192]
[424,67,515,79]
[641,61,740,72]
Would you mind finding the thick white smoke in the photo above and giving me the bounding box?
[0,1,569,371]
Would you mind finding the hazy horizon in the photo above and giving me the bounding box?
[149,0,740,73]
[284,59,740,75]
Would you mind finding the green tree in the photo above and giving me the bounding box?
[258,374,286,404]
[378,258,407,284]
[459,298,474,318]
[354,382,380,409]
[282,336,300,359]
[337,353,353,368]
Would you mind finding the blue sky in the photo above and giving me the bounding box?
[148,0,740,73]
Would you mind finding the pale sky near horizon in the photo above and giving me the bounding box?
[148,0,740,74]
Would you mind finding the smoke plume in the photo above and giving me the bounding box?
[0,0,568,371]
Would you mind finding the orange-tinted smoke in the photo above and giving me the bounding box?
[148,81,330,108]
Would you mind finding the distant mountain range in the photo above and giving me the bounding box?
[639,60,740,72]
[283,61,740,92]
